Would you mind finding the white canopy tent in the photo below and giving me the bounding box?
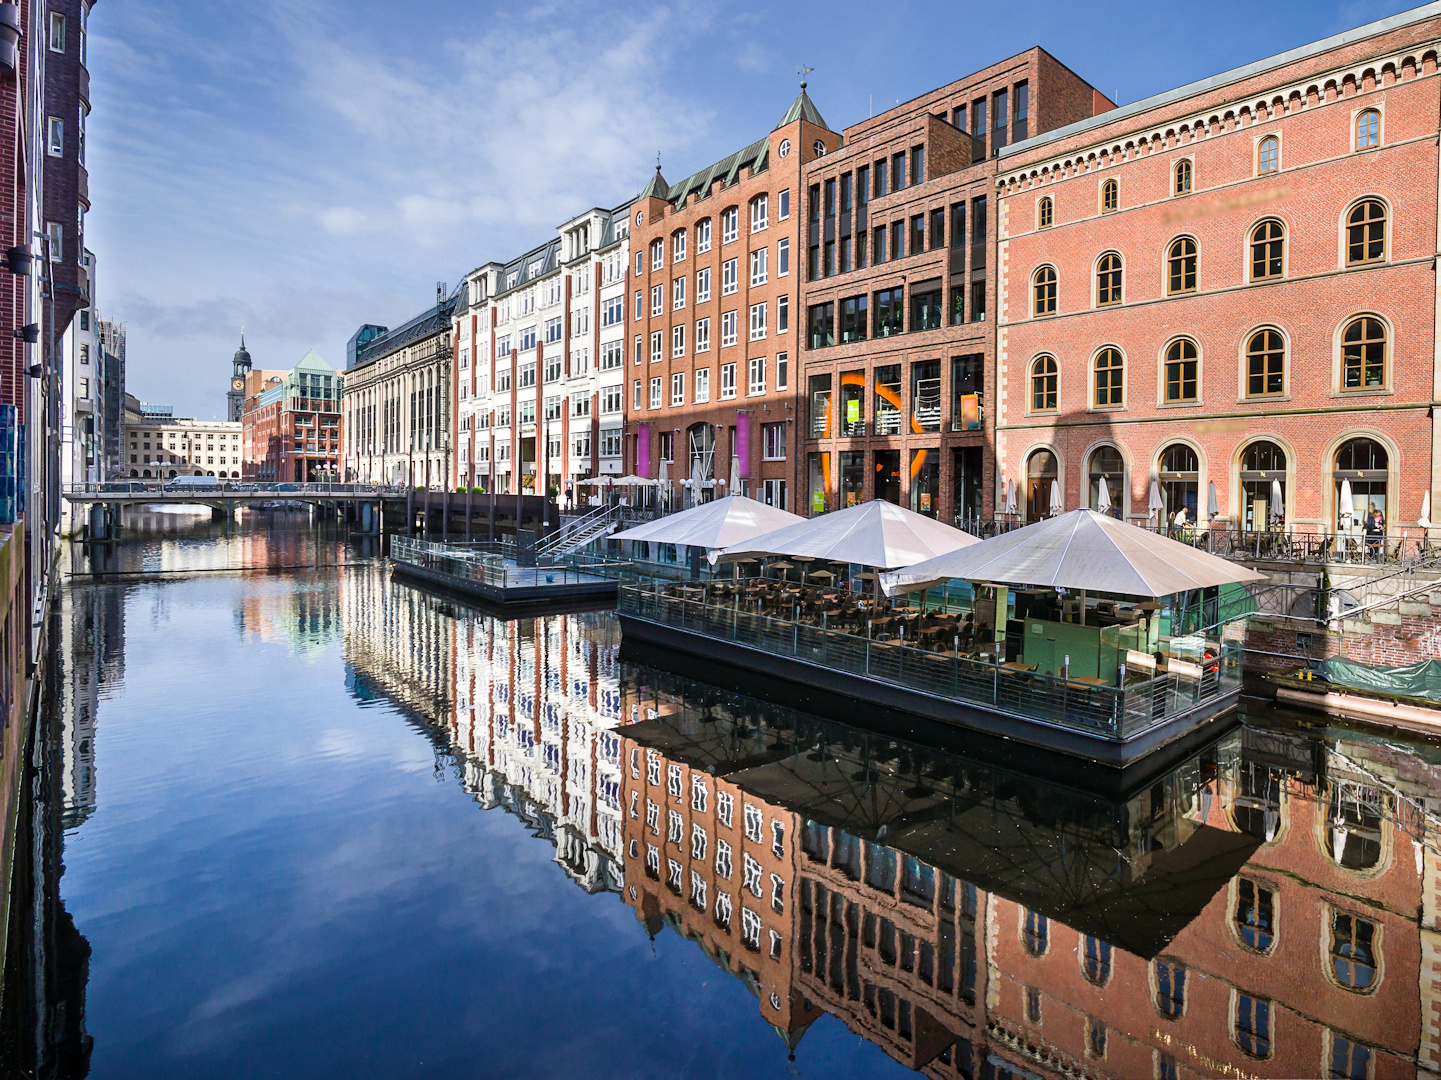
[612,494,803,550]
[712,500,980,569]
[880,509,1266,598]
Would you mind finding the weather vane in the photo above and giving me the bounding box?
[798,64,813,89]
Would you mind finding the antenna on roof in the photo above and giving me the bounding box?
[798,64,813,90]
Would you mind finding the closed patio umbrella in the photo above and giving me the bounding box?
[690,460,704,506]
[1339,478,1355,528]
[1421,490,1432,530]
[729,454,740,495]
[658,457,670,510]
[1148,479,1164,524]
[1270,478,1285,524]
[1207,481,1219,520]
[1004,478,1017,517]
[1049,480,1062,517]
[1095,478,1112,515]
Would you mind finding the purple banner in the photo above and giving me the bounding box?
[735,412,750,479]
[638,422,651,478]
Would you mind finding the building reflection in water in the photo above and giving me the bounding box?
[330,566,1441,1079]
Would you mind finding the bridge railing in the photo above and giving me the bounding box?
[63,482,409,497]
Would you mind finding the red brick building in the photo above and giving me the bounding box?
[995,9,1441,542]
[242,351,344,483]
[626,90,839,511]
[799,50,1111,524]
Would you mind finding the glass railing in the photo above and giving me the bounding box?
[618,583,1244,743]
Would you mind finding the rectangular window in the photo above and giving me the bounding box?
[763,422,785,460]
[910,280,942,331]
[1014,81,1029,141]
[722,259,738,296]
[651,285,663,316]
[929,208,945,250]
[776,351,788,391]
[911,360,941,432]
[874,158,887,198]
[696,267,711,302]
[601,429,622,457]
[972,98,988,162]
[632,381,642,409]
[672,324,685,358]
[873,287,904,337]
[910,215,925,257]
[47,117,63,157]
[633,335,643,366]
[778,189,790,220]
[571,391,591,417]
[49,12,64,52]
[650,239,664,270]
[873,225,886,264]
[521,325,536,349]
[778,295,789,334]
[650,377,662,409]
[748,356,766,395]
[721,363,737,399]
[696,219,712,253]
[840,294,868,343]
[671,372,685,405]
[969,280,986,322]
[721,310,737,347]
[601,341,623,370]
[749,247,768,287]
[749,302,766,341]
[673,276,686,310]
[912,145,925,185]
[519,361,536,387]
[722,206,739,244]
[635,252,643,276]
[807,302,834,349]
[545,355,562,382]
[634,290,643,321]
[696,317,710,353]
[875,365,902,435]
[695,368,710,402]
[650,331,663,364]
[544,395,562,421]
[892,152,906,191]
[778,238,790,277]
[890,221,903,263]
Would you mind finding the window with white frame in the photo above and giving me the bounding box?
[741,907,762,950]
[634,290,643,320]
[672,276,686,310]
[721,363,737,399]
[635,252,643,276]
[47,117,62,156]
[572,391,591,417]
[751,194,769,232]
[671,372,685,404]
[601,428,622,457]
[671,324,685,358]
[696,317,711,353]
[716,838,733,879]
[601,341,623,370]
[545,355,562,382]
[721,311,737,347]
[743,854,764,897]
[572,432,590,458]
[603,296,624,326]
[771,820,785,857]
[722,259,738,296]
[691,823,707,861]
[778,238,790,277]
[460,347,470,370]
[748,356,766,395]
[667,859,682,893]
[695,367,710,402]
[763,422,785,460]
[697,218,712,253]
[770,873,785,912]
[633,380,642,409]
[691,777,708,812]
[645,844,659,875]
[601,384,622,414]
[673,229,687,261]
[650,238,664,269]
[650,377,662,408]
[749,303,767,341]
[776,351,789,390]
[715,891,732,928]
[646,799,659,832]
[667,763,682,798]
[778,296,789,334]
[779,188,790,220]
[769,929,783,958]
[722,206,739,243]
[690,871,707,911]
[49,12,64,51]
[650,284,663,316]
[744,804,763,842]
[573,346,589,374]
[650,331,663,363]
[750,248,768,286]
[633,336,643,366]
[697,267,711,302]
[544,395,562,420]
[718,790,734,828]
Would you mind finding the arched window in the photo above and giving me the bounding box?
[1164,339,1198,402]
[1330,912,1378,991]
[1032,266,1057,315]
[1246,329,1285,398]
[1257,135,1279,174]
[1234,878,1276,952]
[1346,201,1387,266]
[1174,159,1192,195]
[1167,238,1196,294]
[686,423,715,506]
[1241,440,1287,531]
[1038,196,1053,228]
[1022,908,1049,956]
[1030,356,1057,412]
[1356,109,1380,150]
[1088,446,1123,517]
[1342,317,1387,389]
[1251,220,1284,280]
[1335,437,1388,535]
[1155,961,1186,1019]
[1082,937,1112,985]
[1093,347,1124,407]
[1159,443,1199,525]
[1096,252,1123,306]
[1327,781,1384,869]
[1101,179,1118,213]
[1026,451,1058,521]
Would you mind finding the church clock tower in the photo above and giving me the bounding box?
[227,334,252,422]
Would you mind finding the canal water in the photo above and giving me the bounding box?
[0,509,1434,1078]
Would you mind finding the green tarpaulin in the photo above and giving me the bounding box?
[1319,657,1441,703]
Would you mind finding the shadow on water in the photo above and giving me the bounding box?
[4,511,1439,1076]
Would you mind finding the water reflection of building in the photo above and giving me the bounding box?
[57,583,125,828]
[610,663,1441,1079]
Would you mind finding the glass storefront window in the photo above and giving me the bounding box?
[874,365,902,436]
[840,450,865,507]
[909,449,938,517]
[808,374,832,439]
[840,372,865,437]
[911,360,941,433]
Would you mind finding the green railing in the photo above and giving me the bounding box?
[618,584,1244,743]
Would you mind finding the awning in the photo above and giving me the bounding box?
[713,499,980,569]
[612,494,803,549]
[881,508,1266,597]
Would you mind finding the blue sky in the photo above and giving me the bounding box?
[88,0,1399,418]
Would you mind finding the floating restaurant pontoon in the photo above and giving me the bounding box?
[389,535,619,612]
[617,508,1265,768]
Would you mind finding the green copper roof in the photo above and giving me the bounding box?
[638,167,669,201]
[774,87,829,132]
[294,349,335,373]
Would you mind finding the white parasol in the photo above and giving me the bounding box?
[1339,478,1355,527]
[1004,478,1017,516]
[1421,490,1432,530]
[1095,478,1111,515]
[1270,479,1284,524]
[1048,480,1063,517]
[1148,479,1164,523]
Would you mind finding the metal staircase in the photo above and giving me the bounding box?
[537,504,622,561]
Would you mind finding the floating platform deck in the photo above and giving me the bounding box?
[389,536,618,613]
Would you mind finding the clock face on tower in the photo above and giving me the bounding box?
[232,378,243,391]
